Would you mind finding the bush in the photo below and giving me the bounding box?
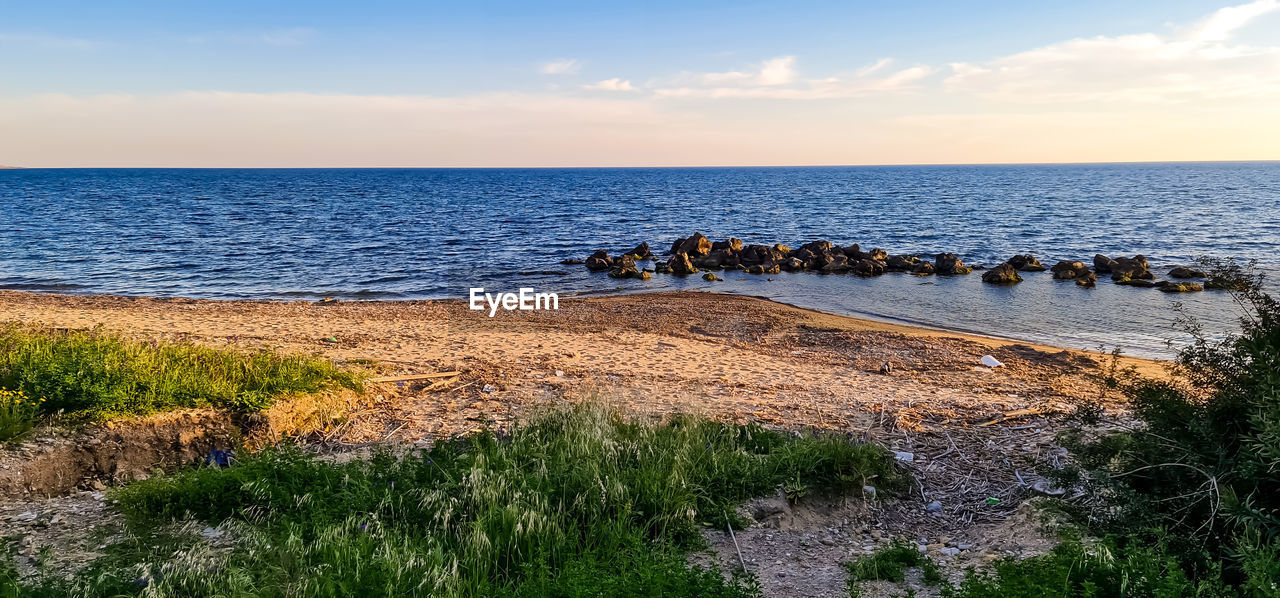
[1053,257,1280,591]
[0,325,362,419]
[9,403,900,597]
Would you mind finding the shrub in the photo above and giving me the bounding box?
[1054,257,1280,590]
[0,325,362,419]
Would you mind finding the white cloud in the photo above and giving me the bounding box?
[1188,0,1280,41]
[539,59,582,75]
[946,0,1280,104]
[654,57,931,100]
[584,78,636,91]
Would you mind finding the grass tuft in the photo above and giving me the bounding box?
[9,402,899,597]
[0,325,362,423]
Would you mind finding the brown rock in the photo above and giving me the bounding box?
[668,253,698,276]
[935,253,972,275]
[1094,254,1118,274]
[675,233,713,257]
[1168,266,1206,279]
[1008,254,1046,272]
[586,250,612,272]
[982,262,1023,284]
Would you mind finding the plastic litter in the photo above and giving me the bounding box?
[980,355,1004,368]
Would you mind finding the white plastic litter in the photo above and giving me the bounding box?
[893,451,914,462]
[980,355,1004,368]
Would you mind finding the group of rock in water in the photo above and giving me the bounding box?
[565,232,1226,293]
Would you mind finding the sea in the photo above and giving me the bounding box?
[2,163,1278,359]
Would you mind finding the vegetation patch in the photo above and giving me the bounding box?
[4,403,899,597]
[844,539,943,594]
[0,325,362,432]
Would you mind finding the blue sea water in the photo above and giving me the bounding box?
[2,163,1278,359]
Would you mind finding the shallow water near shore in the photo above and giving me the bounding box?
[2,163,1279,359]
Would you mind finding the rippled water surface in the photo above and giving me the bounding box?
[2,164,1278,358]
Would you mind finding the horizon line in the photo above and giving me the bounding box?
[4,158,1280,170]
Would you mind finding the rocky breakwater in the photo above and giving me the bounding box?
[574,234,1218,294]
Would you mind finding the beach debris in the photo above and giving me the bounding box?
[893,451,914,462]
[862,485,877,499]
[980,355,1004,368]
[879,361,892,374]
[925,500,943,513]
[981,263,1023,285]
[369,371,460,383]
[972,366,994,373]
[978,407,1052,427]
[482,384,498,393]
[986,497,1001,505]
[205,448,235,468]
[316,297,339,304]
[554,370,564,377]
[1032,479,1067,496]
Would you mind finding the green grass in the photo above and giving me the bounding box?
[0,325,362,423]
[6,403,899,597]
[844,539,943,596]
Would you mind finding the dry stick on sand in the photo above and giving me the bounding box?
[368,371,461,383]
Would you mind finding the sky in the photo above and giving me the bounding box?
[1,0,1278,167]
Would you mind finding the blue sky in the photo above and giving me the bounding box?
[1,1,1278,166]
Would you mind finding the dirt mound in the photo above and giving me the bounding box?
[0,411,241,497]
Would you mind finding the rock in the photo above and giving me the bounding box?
[773,244,791,255]
[935,253,972,275]
[1158,281,1203,293]
[625,242,651,260]
[654,261,672,274]
[852,259,886,277]
[1110,255,1153,281]
[864,248,888,262]
[693,249,732,270]
[674,233,713,256]
[982,262,1023,285]
[1094,254,1118,274]
[668,253,698,276]
[711,238,743,252]
[1115,277,1161,288]
[925,501,943,513]
[669,238,686,255]
[939,547,961,557]
[702,273,722,282]
[885,254,919,272]
[585,249,612,272]
[1168,266,1206,279]
[1076,273,1097,288]
[781,257,805,272]
[913,261,935,275]
[1008,254,1046,272]
[610,254,636,270]
[559,258,585,265]
[842,243,864,260]
[957,543,974,551]
[606,266,638,279]
[799,240,833,254]
[635,270,651,281]
[821,255,851,273]
[1051,260,1089,280]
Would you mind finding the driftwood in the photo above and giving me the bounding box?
[369,371,461,383]
[977,407,1052,427]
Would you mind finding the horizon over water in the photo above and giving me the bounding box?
[3,162,1279,359]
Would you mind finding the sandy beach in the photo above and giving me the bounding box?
[0,289,1157,440]
[0,289,1171,596]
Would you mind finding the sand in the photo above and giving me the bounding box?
[0,289,1158,441]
